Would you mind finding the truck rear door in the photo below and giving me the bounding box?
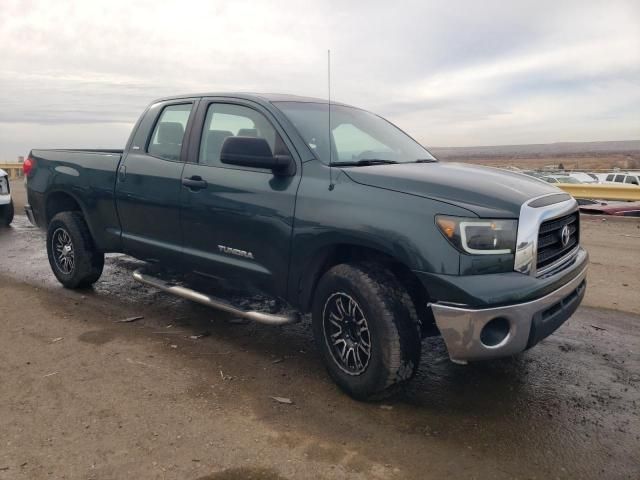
[180,98,301,298]
[115,100,197,264]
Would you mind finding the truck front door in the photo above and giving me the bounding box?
[180,99,301,298]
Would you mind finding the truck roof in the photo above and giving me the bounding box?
[151,92,352,107]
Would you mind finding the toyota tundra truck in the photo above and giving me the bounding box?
[24,93,588,399]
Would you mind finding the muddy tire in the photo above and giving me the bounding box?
[312,263,421,400]
[46,211,104,289]
[0,200,13,227]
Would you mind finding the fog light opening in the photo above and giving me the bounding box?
[480,317,510,348]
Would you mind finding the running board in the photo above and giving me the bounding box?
[132,268,300,326]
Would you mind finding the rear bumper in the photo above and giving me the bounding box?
[429,261,588,363]
[0,193,10,206]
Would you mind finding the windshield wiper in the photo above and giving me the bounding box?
[329,159,399,167]
[412,159,437,163]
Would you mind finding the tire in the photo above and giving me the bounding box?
[46,211,104,289]
[0,200,13,227]
[312,263,421,400]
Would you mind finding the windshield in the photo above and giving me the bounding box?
[274,102,436,165]
[557,177,581,184]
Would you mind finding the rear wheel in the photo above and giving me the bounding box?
[0,200,13,227]
[312,263,421,400]
[46,212,104,289]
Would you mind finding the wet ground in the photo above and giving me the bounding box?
[1,186,639,479]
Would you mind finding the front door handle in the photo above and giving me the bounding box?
[182,176,208,190]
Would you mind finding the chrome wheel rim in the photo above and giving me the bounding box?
[322,292,371,375]
[52,228,75,275]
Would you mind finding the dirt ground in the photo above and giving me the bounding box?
[1,182,639,479]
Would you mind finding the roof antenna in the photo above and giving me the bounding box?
[328,49,335,191]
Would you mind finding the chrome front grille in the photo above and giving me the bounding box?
[536,212,579,270]
[514,194,579,277]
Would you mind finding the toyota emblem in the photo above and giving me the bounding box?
[560,225,570,247]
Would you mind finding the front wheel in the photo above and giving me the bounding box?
[312,263,421,400]
[0,200,13,227]
[46,211,104,289]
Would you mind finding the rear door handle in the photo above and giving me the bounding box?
[182,176,207,190]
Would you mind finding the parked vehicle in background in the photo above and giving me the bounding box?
[541,175,582,184]
[0,168,14,227]
[603,173,640,186]
[520,170,545,179]
[579,200,640,217]
[23,93,589,399]
[568,172,598,184]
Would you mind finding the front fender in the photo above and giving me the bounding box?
[287,161,475,307]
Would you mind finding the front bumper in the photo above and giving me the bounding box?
[429,261,588,363]
[0,193,10,206]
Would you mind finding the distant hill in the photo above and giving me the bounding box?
[430,140,640,160]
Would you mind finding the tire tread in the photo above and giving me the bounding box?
[312,262,421,399]
[47,211,104,289]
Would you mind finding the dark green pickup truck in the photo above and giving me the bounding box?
[25,93,588,399]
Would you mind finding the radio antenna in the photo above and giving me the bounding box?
[328,49,335,191]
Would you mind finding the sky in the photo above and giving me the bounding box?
[0,0,639,160]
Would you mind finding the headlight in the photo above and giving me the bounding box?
[0,176,8,195]
[436,216,517,255]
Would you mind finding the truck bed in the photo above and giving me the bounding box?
[35,148,124,155]
[27,148,124,252]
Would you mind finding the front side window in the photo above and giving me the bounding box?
[606,174,615,181]
[148,103,192,161]
[625,175,639,185]
[199,103,284,166]
[274,102,436,165]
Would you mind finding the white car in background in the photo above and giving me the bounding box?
[0,168,14,227]
[541,174,583,184]
[568,172,598,184]
[603,172,640,186]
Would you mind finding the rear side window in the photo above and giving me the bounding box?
[625,175,639,185]
[148,103,192,161]
[615,174,625,183]
[199,103,286,166]
[606,174,615,181]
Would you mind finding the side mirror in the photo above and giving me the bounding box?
[220,137,295,176]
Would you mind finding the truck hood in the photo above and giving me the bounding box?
[342,162,560,218]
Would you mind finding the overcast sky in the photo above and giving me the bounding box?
[0,0,639,160]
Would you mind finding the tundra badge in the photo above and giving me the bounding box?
[218,245,255,259]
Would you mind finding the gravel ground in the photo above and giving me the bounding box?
[0,182,639,479]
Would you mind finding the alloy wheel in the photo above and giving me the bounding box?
[322,292,371,375]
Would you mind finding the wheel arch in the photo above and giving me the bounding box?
[44,190,99,248]
[295,242,436,337]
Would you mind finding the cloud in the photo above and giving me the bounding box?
[0,0,638,158]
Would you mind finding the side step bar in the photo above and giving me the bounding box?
[132,268,300,326]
